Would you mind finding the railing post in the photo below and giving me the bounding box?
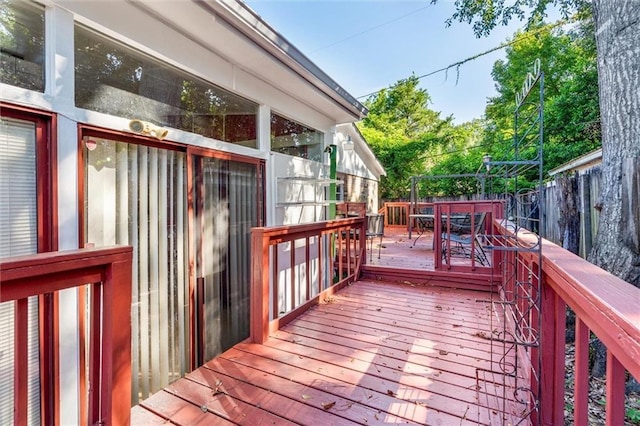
[605,351,625,426]
[250,228,269,344]
[14,298,28,426]
[540,281,566,425]
[101,258,133,425]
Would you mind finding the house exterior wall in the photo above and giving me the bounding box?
[0,1,381,422]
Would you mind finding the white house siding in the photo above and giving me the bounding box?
[1,0,380,421]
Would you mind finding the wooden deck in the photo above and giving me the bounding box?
[366,227,437,270]
[132,279,526,425]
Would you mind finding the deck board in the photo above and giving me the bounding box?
[132,279,526,425]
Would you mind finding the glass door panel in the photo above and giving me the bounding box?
[192,156,258,364]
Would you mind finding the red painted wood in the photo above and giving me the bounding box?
[574,318,590,426]
[605,351,625,426]
[103,258,133,426]
[553,291,566,426]
[88,283,102,424]
[14,298,28,426]
[139,390,236,425]
[1,247,133,426]
[539,280,566,425]
[496,221,640,382]
[39,293,58,426]
[166,375,298,425]
[224,346,485,424]
[135,280,524,425]
[250,228,269,344]
[188,365,362,426]
[251,218,366,343]
[130,405,170,425]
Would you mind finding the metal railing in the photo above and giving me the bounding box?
[494,221,639,425]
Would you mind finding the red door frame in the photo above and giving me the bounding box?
[1,102,58,425]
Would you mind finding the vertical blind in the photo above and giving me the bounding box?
[0,117,41,425]
[84,139,189,404]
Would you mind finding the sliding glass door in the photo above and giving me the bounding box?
[192,154,260,365]
[84,138,189,403]
[84,135,264,402]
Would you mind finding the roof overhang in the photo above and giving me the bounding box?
[117,0,368,123]
[202,0,368,121]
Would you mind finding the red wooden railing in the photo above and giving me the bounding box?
[380,201,434,229]
[380,201,410,228]
[0,246,133,426]
[496,222,640,425]
[250,217,366,344]
[433,200,504,273]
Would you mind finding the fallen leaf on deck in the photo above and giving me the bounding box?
[376,308,382,311]
[212,380,224,395]
[322,401,336,410]
[435,305,443,310]
[386,389,396,396]
[438,350,449,355]
[301,395,312,400]
[474,331,491,339]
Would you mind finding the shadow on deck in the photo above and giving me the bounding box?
[132,278,526,425]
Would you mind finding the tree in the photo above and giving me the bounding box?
[438,0,640,287]
[358,76,450,199]
[482,20,600,189]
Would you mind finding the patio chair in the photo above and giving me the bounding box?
[442,212,488,266]
[366,214,384,261]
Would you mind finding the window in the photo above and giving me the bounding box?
[271,113,323,161]
[0,0,45,92]
[74,26,258,147]
[0,113,48,425]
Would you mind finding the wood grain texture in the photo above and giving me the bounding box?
[132,280,523,425]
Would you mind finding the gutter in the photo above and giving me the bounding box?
[199,0,368,120]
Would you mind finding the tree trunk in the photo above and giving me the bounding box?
[556,173,580,255]
[588,0,640,288]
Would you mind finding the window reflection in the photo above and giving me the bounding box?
[0,0,45,92]
[75,26,258,147]
[270,113,323,161]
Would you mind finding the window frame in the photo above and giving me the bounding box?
[0,102,57,425]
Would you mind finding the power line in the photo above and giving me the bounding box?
[310,4,433,53]
[356,19,571,100]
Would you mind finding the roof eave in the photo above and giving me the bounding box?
[205,0,368,121]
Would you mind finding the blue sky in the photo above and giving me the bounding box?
[245,1,530,124]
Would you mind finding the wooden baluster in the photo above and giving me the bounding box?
[574,318,590,426]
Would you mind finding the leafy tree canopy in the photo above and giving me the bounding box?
[359,76,450,199]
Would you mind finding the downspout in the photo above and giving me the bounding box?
[328,144,337,219]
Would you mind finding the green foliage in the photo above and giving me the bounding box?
[359,77,450,199]
[628,407,640,425]
[440,0,591,38]
[420,120,487,197]
[483,19,600,187]
[362,6,600,201]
